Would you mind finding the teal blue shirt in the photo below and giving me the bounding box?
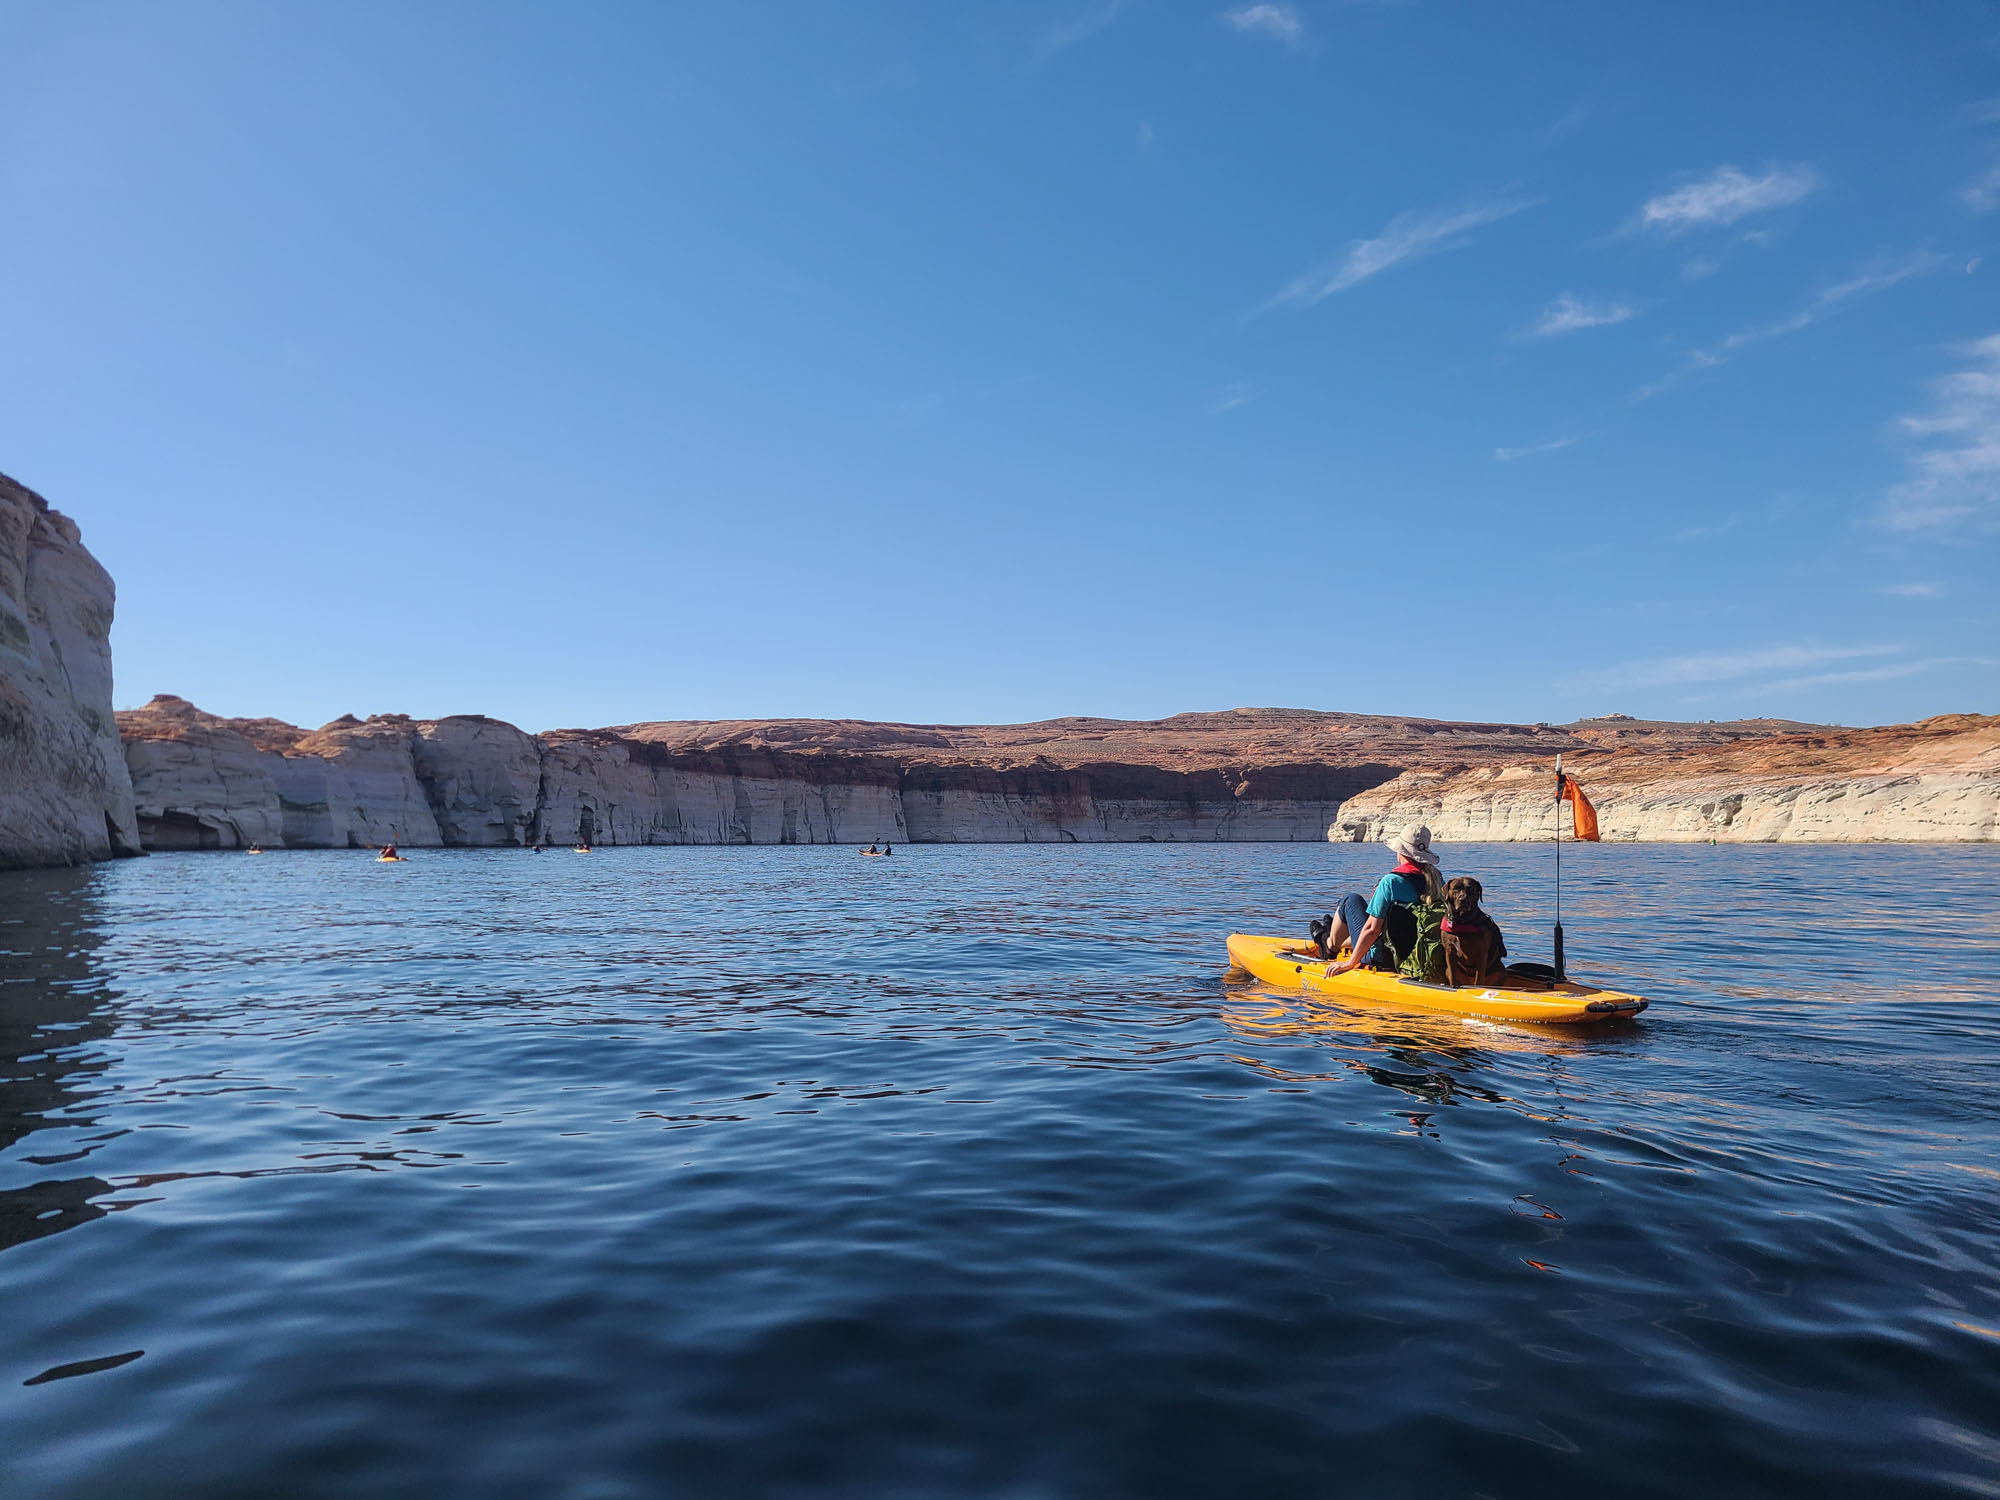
[1367,870,1427,920]
[1357,869,1428,965]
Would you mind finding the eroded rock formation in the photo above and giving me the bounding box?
[114,703,1372,848]
[412,716,540,846]
[0,474,139,869]
[11,473,1983,864]
[1333,715,2000,844]
[118,698,447,849]
[111,701,2000,849]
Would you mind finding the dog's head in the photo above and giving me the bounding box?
[1444,875,1484,921]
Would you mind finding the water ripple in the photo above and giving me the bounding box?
[2,843,1998,1497]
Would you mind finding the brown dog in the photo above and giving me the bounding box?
[1441,876,1508,987]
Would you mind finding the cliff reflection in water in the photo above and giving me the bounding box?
[0,867,119,1252]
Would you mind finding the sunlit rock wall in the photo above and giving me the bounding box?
[120,703,285,850]
[116,701,1998,853]
[412,716,541,846]
[285,717,444,847]
[119,699,444,850]
[1333,764,2000,844]
[115,706,1355,850]
[0,474,140,868]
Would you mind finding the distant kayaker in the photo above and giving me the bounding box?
[866,843,879,854]
[883,843,893,856]
[1321,823,1444,976]
[381,841,398,860]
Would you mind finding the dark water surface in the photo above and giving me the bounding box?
[4,843,1999,1498]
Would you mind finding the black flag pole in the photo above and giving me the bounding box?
[1553,754,1567,980]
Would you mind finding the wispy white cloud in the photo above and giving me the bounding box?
[1264,193,1541,310]
[1570,642,1901,692]
[1753,656,1996,695]
[1494,435,1582,462]
[1209,381,1253,413]
[1635,164,1817,234]
[1542,100,1589,147]
[1718,255,1944,350]
[1879,333,2000,530]
[1758,662,1928,692]
[1639,251,1945,399]
[1527,295,1635,339]
[1878,582,1943,598]
[1963,163,2000,214]
[1038,0,1129,56]
[1222,3,1305,46]
[1136,121,1156,155]
[1673,225,1785,284]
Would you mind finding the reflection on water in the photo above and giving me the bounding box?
[1,843,1998,1499]
[0,868,121,1254]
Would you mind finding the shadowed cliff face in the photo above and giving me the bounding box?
[112,701,2000,847]
[114,702,1394,848]
[0,474,139,869]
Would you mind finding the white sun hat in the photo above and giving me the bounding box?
[1386,823,1438,868]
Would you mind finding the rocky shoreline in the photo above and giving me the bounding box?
[112,698,1999,853]
[2,470,1994,869]
[114,696,1357,849]
[1334,713,1999,845]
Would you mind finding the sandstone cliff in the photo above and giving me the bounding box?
[1333,715,2000,844]
[120,698,447,849]
[116,700,920,850]
[112,701,2000,850]
[113,702,1370,849]
[0,473,139,869]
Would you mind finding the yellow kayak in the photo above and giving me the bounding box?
[1226,933,1649,1025]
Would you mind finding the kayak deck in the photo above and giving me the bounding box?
[1226,933,1648,1025]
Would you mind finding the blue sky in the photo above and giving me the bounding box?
[2,1,1996,732]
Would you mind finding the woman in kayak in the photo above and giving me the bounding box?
[1322,823,1444,977]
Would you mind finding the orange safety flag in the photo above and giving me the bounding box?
[1557,774,1601,841]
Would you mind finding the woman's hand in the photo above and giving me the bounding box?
[1327,914,1384,979]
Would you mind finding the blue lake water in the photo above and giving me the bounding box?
[3,842,1999,1498]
